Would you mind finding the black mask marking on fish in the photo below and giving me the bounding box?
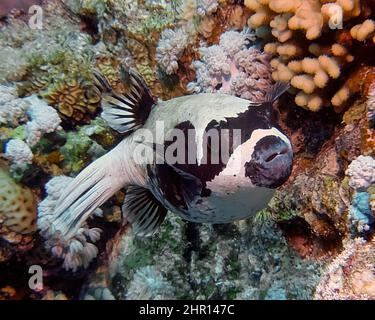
[245,135,293,188]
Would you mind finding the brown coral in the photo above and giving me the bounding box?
[42,79,101,125]
[95,56,127,94]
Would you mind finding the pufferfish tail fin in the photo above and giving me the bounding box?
[38,141,133,271]
[264,81,290,104]
[93,68,155,135]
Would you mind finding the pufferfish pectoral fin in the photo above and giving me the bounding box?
[139,141,203,211]
[93,68,155,135]
[122,185,168,237]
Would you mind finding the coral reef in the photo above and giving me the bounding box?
[245,0,375,111]
[103,215,321,300]
[0,0,374,301]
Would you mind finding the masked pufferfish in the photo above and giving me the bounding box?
[46,69,293,253]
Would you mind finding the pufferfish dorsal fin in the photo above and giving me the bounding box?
[93,68,155,134]
[247,82,290,108]
[264,81,290,104]
[123,185,168,237]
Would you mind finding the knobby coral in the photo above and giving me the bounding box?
[0,86,28,126]
[0,169,37,235]
[346,155,375,190]
[4,139,33,167]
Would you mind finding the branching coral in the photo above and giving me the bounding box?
[156,27,190,75]
[188,29,272,101]
[1,91,62,171]
[38,175,102,272]
[245,0,375,111]
[196,0,219,17]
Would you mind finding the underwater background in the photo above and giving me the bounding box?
[0,0,374,300]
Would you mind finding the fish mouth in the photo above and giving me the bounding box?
[264,147,289,163]
[245,135,293,188]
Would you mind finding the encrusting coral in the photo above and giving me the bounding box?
[244,0,375,111]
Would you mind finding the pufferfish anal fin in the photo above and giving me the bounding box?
[123,185,168,237]
[93,68,155,134]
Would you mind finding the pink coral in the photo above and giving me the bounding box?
[188,29,272,102]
